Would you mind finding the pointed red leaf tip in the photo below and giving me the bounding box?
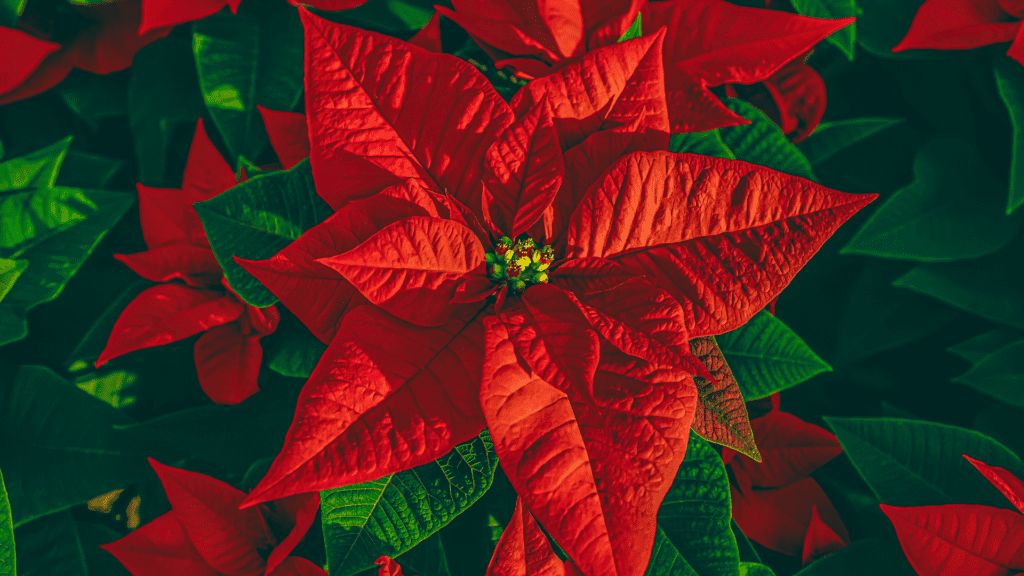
[148,458,272,576]
[298,8,514,209]
[101,512,221,576]
[242,304,487,507]
[729,410,842,489]
[259,106,311,169]
[140,0,229,35]
[235,180,441,343]
[481,99,565,239]
[96,284,245,367]
[0,27,60,96]
[376,557,411,576]
[893,0,1022,62]
[481,317,698,576]
[566,151,876,337]
[510,31,669,151]
[408,11,442,52]
[486,498,568,576]
[732,476,847,556]
[643,0,853,132]
[801,505,848,566]
[881,503,1024,576]
[965,454,1024,514]
[316,216,487,327]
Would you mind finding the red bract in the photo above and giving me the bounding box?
[726,53,826,142]
[138,0,368,34]
[485,498,580,576]
[438,0,852,132]
[0,0,170,105]
[802,505,848,566]
[894,0,1024,65]
[724,408,849,556]
[102,459,323,576]
[237,12,872,576]
[97,120,279,406]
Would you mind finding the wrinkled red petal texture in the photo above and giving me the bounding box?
[549,256,637,296]
[894,0,1019,54]
[376,557,408,576]
[140,0,229,34]
[237,181,440,343]
[101,512,220,576]
[149,458,272,576]
[265,493,321,576]
[481,317,697,576]
[731,477,847,556]
[802,505,848,566]
[881,503,1024,576]
[965,455,1024,514]
[300,10,514,209]
[486,498,565,576]
[97,284,245,367]
[498,284,600,399]
[0,27,60,96]
[116,246,223,288]
[259,106,311,169]
[568,151,875,338]
[243,304,488,506]
[317,216,486,327]
[510,32,669,152]
[194,323,264,405]
[688,335,759,460]
[439,0,584,66]
[481,100,565,239]
[408,11,442,52]
[269,557,328,576]
[290,0,368,10]
[643,0,852,132]
[728,410,842,489]
[761,58,826,143]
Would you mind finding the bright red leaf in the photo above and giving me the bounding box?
[194,323,264,406]
[732,476,848,556]
[102,512,220,576]
[802,505,848,566]
[376,557,410,576]
[115,245,223,287]
[966,454,1024,514]
[486,498,568,576]
[728,410,842,488]
[408,11,442,52]
[894,0,1024,65]
[259,106,312,170]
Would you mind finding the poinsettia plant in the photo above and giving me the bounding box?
[3,0,1024,576]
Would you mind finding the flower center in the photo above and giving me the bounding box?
[485,236,554,292]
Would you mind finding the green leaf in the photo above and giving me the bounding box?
[73,371,138,409]
[948,328,1024,365]
[855,0,928,58]
[645,528,698,576]
[321,431,498,576]
[738,564,775,576]
[396,534,450,576]
[658,432,740,576]
[717,311,831,400]
[669,131,735,160]
[0,365,148,526]
[265,313,327,378]
[195,159,334,306]
[0,468,13,576]
[790,0,858,59]
[0,0,25,27]
[952,339,1024,408]
[894,250,1024,329]
[56,70,128,130]
[193,0,303,164]
[843,138,1021,261]
[0,137,71,191]
[731,521,761,564]
[995,55,1024,215]
[76,522,131,576]
[824,416,1024,508]
[718,99,817,181]
[129,36,206,187]
[618,13,642,42]
[0,259,27,304]
[793,538,915,575]
[12,511,86,576]
[55,151,123,189]
[798,117,904,166]
[65,279,152,371]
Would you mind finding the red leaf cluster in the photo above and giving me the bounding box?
[234,11,872,575]
[895,0,1024,65]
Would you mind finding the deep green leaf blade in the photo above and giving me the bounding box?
[952,339,1024,408]
[0,259,27,304]
[646,527,699,576]
[842,138,1021,261]
[12,511,86,576]
[396,534,450,576]
[0,468,12,576]
[947,328,1024,365]
[195,159,333,306]
[618,13,642,42]
[0,366,148,526]
[824,417,1024,508]
[738,564,775,576]
[790,0,857,59]
[321,431,498,576]
[995,55,1024,215]
[55,151,123,189]
[718,99,817,181]
[798,118,904,166]
[855,0,928,58]
[0,0,25,27]
[793,538,915,575]
[265,312,327,379]
[669,131,735,160]
[717,311,831,400]
[658,432,740,576]
[731,521,761,564]
[0,137,71,192]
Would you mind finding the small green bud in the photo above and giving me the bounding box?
[485,252,496,264]
[512,279,527,291]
